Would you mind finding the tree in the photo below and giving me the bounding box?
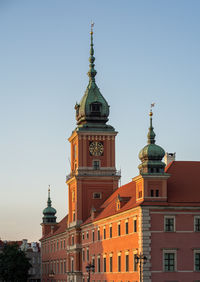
[0,243,32,282]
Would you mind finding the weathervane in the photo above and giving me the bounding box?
[150,102,155,114]
[90,21,94,34]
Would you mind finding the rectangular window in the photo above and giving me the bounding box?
[93,192,102,199]
[133,254,138,271]
[103,228,106,239]
[73,211,75,221]
[151,189,154,197]
[134,219,137,232]
[61,261,63,274]
[93,160,100,170]
[165,217,175,232]
[64,260,66,273]
[125,221,129,234]
[125,254,129,272]
[164,252,175,272]
[109,256,113,272]
[71,259,74,272]
[82,249,85,261]
[118,224,121,236]
[97,257,101,273]
[118,255,121,272]
[195,252,200,271]
[98,229,100,240]
[82,233,85,240]
[195,217,200,232]
[156,189,159,197]
[103,257,106,272]
[139,191,142,198]
[71,236,74,245]
[92,257,95,269]
[110,226,112,238]
[87,249,89,261]
[86,232,89,239]
[92,230,95,242]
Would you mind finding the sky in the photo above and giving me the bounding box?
[0,0,200,242]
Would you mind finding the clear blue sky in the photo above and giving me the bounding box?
[1,0,200,242]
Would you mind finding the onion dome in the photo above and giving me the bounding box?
[42,187,57,224]
[75,23,114,132]
[138,110,166,174]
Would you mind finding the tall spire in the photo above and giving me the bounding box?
[138,105,166,175]
[47,185,52,207]
[74,23,113,131]
[147,109,156,144]
[87,22,97,82]
[42,185,57,224]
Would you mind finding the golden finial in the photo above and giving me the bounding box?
[90,21,94,34]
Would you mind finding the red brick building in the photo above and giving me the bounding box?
[40,27,200,282]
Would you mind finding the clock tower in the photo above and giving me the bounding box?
[66,25,120,227]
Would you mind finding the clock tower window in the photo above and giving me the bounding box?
[93,160,100,170]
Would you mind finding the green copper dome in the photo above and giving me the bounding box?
[42,188,57,224]
[75,25,114,132]
[138,110,166,174]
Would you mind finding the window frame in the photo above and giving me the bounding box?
[194,250,200,271]
[163,250,176,272]
[194,216,200,232]
[164,216,175,232]
[118,222,121,236]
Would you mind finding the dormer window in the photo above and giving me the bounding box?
[90,102,101,116]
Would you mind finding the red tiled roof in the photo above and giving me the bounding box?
[82,161,200,226]
[83,181,137,225]
[166,161,200,203]
[41,215,68,240]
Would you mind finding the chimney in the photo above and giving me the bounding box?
[164,152,176,166]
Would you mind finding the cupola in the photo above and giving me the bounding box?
[75,23,114,132]
[42,188,57,224]
[138,109,166,174]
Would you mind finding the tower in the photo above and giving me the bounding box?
[134,108,170,203]
[66,25,120,226]
[41,187,57,237]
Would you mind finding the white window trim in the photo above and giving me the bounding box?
[163,249,177,272]
[194,250,200,271]
[194,216,200,232]
[164,215,176,232]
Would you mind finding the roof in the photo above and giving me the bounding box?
[82,161,200,226]
[83,181,138,225]
[41,215,68,240]
[166,161,200,203]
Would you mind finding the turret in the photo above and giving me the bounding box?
[41,187,57,236]
[75,23,114,132]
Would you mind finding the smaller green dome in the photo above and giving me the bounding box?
[139,144,165,161]
[42,188,57,224]
[43,206,57,216]
[138,110,166,175]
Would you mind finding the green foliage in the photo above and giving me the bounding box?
[0,243,32,282]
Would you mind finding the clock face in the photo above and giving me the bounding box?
[89,141,104,156]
